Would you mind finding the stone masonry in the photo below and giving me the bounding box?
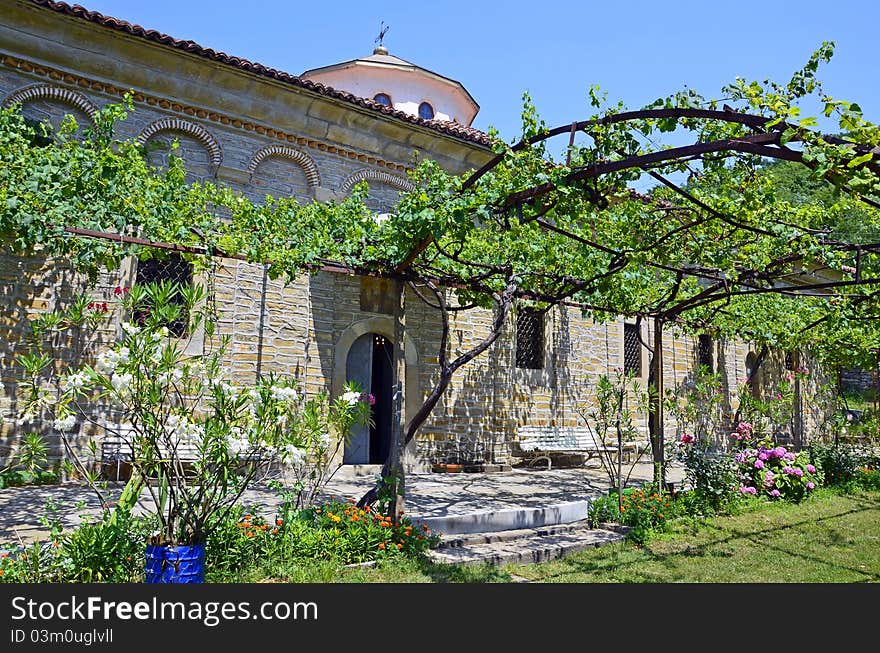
[0,0,833,476]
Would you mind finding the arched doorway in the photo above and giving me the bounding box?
[344,332,394,464]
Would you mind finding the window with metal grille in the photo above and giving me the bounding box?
[134,253,193,338]
[785,351,795,370]
[698,334,713,370]
[515,308,544,370]
[623,323,641,376]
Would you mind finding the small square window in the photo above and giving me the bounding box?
[133,253,193,338]
[623,323,641,376]
[516,308,544,370]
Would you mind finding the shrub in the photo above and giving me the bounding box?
[590,486,675,545]
[677,442,741,515]
[736,442,822,502]
[809,441,871,488]
[588,494,620,527]
[204,498,441,577]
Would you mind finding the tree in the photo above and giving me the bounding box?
[5,42,880,505]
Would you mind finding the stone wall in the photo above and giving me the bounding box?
[0,0,840,477]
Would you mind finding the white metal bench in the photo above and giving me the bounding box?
[515,426,616,470]
[100,424,200,481]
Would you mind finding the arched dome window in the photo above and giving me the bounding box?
[373,93,392,107]
[418,101,434,120]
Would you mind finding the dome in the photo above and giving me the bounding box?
[301,47,480,127]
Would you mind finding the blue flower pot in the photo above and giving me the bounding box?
[145,543,206,584]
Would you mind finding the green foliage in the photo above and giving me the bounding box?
[576,369,651,492]
[590,486,676,545]
[54,509,150,582]
[205,499,440,576]
[17,281,371,546]
[809,441,875,488]
[736,441,822,502]
[664,366,726,447]
[675,444,741,515]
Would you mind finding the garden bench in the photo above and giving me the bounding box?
[99,424,199,482]
[515,426,617,470]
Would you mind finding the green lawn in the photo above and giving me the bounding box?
[494,488,880,583]
[276,488,880,583]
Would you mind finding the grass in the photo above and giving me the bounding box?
[249,487,880,583]
[499,487,880,583]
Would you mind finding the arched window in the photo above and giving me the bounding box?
[373,93,392,107]
[418,101,434,120]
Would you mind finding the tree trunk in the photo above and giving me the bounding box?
[357,276,518,508]
[387,279,407,522]
[648,317,665,489]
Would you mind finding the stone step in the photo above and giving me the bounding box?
[413,499,593,536]
[426,520,628,567]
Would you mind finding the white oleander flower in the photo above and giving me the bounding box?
[53,413,77,431]
[110,372,134,393]
[285,445,305,465]
[270,385,298,402]
[63,370,90,392]
[342,390,360,406]
[121,321,140,335]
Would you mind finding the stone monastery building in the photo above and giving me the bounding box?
[0,0,802,476]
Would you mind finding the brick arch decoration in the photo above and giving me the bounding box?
[2,83,98,123]
[136,117,222,169]
[248,145,321,188]
[339,169,416,195]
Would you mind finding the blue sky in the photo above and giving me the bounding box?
[80,0,880,146]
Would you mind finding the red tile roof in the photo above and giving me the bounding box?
[25,1,493,148]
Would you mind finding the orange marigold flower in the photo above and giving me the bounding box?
[396,543,403,549]
[0,553,8,558]
[261,524,268,530]
[0,570,4,576]
[378,542,386,550]
[245,515,252,520]
[51,541,60,548]
[417,535,424,541]
[344,509,350,515]
[422,525,429,531]
[246,531,254,537]
[276,518,283,526]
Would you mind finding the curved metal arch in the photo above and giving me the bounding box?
[462,106,876,192]
[248,145,320,187]
[340,168,415,195]
[2,83,98,123]
[136,117,222,169]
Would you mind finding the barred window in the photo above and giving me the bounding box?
[515,308,544,370]
[623,323,641,376]
[134,253,193,338]
[698,334,714,371]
